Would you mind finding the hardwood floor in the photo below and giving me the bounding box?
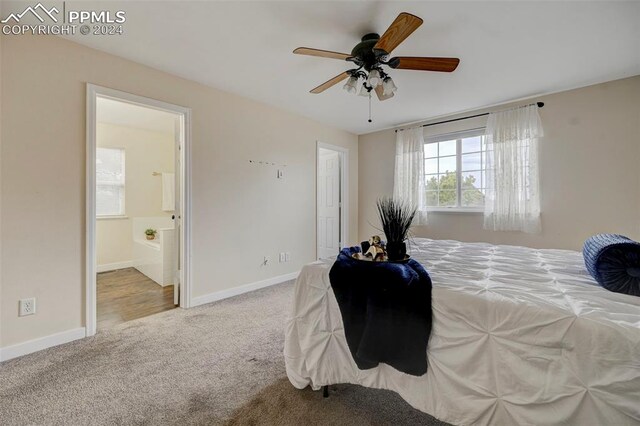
[97,268,176,330]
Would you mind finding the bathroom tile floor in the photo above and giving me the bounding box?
[97,267,176,330]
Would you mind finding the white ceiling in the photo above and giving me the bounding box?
[97,97,177,134]
[57,1,640,135]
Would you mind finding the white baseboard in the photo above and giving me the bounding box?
[0,327,86,362]
[97,260,135,273]
[0,272,298,361]
[191,271,299,307]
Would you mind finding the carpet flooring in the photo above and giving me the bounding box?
[0,281,447,425]
[225,378,448,426]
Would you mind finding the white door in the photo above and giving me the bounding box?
[173,116,182,305]
[317,149,341,259]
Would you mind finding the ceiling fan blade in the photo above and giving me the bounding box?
[374,12,423,55]
[310,72,350,94]
[393,57,460,72]
[374,85,394,101]
[293,47,351,61]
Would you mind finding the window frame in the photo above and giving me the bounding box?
[96,147,126,218]
[424,128,487,213]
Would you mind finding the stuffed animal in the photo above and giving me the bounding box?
[365,235,386,261]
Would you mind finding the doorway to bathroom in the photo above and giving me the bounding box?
[86,85,192,335]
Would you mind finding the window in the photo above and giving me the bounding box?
[96,148,125,217]
[424,129,487,210]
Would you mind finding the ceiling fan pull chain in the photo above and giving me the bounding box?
[368,92,372,123]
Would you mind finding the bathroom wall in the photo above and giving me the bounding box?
[96,122,174,269]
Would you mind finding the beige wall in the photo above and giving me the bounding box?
[96,123,174,267]
[0,34,3,347]
[0,35,358,348]
[359,76,640,250]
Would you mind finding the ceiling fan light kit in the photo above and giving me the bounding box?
[293,12,461,122]
[382,77,398,96]
[358,83,371,97]
[343,76,359,94]
[367,69,381,87]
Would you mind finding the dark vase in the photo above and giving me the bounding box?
[386,241,407,261]
[360,241,371,254]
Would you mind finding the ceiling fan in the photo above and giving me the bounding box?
[293,12,460,101]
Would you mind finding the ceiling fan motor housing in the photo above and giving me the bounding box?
[351,33,387,70]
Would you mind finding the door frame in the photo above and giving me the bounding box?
[85,84,193,337]
[316,141,349,260]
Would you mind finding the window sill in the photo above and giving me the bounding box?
[426,208,483,214]
[97,215,128,220]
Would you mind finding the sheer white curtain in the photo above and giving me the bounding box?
[393,127,427,225]
[484,105,543,233]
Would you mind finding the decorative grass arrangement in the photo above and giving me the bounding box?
[376,197,417,260]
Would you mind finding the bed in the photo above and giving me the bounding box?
[284,238,640,426]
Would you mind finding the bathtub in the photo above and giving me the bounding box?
[132,217,176,286]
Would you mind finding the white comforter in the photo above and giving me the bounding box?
[284,239,640,426]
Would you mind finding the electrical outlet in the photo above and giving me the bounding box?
[279,252,285,263]
[19,298,36,316]
[285,252,291,262]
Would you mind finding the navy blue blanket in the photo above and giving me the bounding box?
[583,234,640,296]
[329,247,432,376]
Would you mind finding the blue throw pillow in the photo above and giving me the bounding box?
[583,234,640,296]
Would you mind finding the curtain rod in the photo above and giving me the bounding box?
[394,102,544,133]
